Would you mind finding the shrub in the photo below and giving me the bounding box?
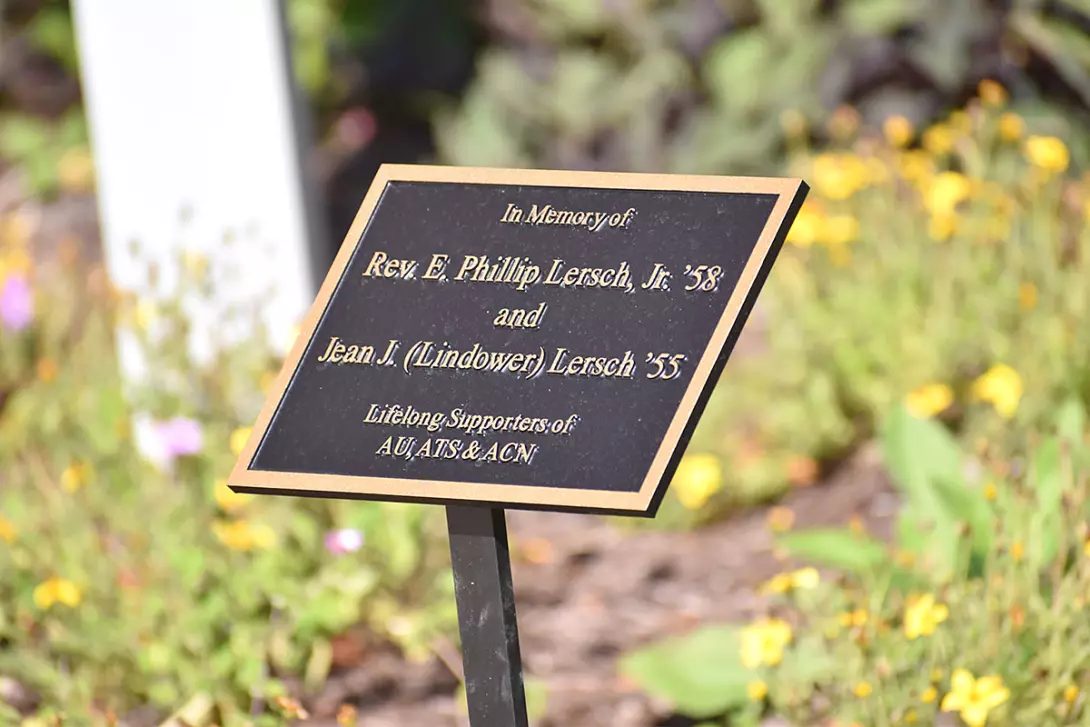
[0,236,457,725]
[623,398,1090,726]
[436,0,1090,175]
[668,81,1090,517]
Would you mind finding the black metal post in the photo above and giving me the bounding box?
[445,506,529,727]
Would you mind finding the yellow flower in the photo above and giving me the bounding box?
[828,245,851,267]
[672,454,722,510]
[36,358,57,382]
[739,618,793,668]
[905,383,954,419]
[941,669,1009,727]
[766,506,795,533]
[971,364,1023,418]
[779,109,807,139]
[821,215,859,246]
[1018,282,1037,310]
[1024,135,1069,174]
[923,124,954,156]
[787,201,825,247]
[849,514,865,535]
[838,609,868,628]
[928,213,959,242]
[33,577,82,610]
[1010,541,1024,561]
[181,250,208,278]
[0,211,33,248]
[213,519,276,551]
[812,153,868,201]
[0,248,32,280]
[897,150,934,183]
[924,172,972,216]
[854,681,873,698]
[998,113,1024,142]
[978,79,1007,107]
[921,686,938,703]
[0,516,16,543]
[1064,685,1079,704]
[903,594,948,639]
[747,679,768,702]
[229,426,253,456]
[133,299,157,330]
[58,147,95,193]
[828,105,861,140]
[760,567,819,595]
[983,482,997,501]
[214,478,252,512]
[60,462,90,493]
[904,708,918,724]
[949,111,973,136]
[883,115,914,148]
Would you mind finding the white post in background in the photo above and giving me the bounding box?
[71,0,326,384]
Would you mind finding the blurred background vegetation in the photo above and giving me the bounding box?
[4,1,1090,725]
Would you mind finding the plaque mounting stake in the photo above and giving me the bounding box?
[446,505,529,727]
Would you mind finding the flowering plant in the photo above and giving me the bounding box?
[0,232,458,725]
[683,80,1090,513]
[623,396,1090,726]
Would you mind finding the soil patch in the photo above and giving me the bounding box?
[308,444,898,727]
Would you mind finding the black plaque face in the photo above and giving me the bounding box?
[229,166,807,516]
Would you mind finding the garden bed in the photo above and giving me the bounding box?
[299,445,896,727]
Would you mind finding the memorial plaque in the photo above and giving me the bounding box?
[229,165,808,516]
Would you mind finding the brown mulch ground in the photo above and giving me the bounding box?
[303,443,897,727]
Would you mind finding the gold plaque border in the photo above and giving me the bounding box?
[228,165,809,515]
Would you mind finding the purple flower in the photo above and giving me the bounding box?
[324,528,364,556]
[0,274,33,332]
[157,417,204,457]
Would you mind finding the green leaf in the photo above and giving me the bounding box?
[776,632,837,684]
[880,405,963,518]
[753,0,819,37]
[304,638,333,692]
[1055,396,1087,444]
[703,30,774,112]
[0,116,50,160]
[775,528,890,574]
[842,0,919,35]
[526,677,549,724]
[27,8,80,72]
[1030,436,1066,562]
[619,626,749,719]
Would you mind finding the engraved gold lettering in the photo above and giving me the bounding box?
[641,263,670,291]
[514,204,636,231]
[547,348,635,379]
[316,336,341,362]
[493,302,547,329]
[422,254,449,280]
[377,339,399,365]
[361,250,417,279]
[543,260,631,290]
[525,204,550,225]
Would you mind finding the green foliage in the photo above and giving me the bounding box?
[0,247,459,724]
[620,627,751,719]
[437,0,1090,173]
[0,110,90,198]
[673,93,1090,512]
[625,400,1090,725]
